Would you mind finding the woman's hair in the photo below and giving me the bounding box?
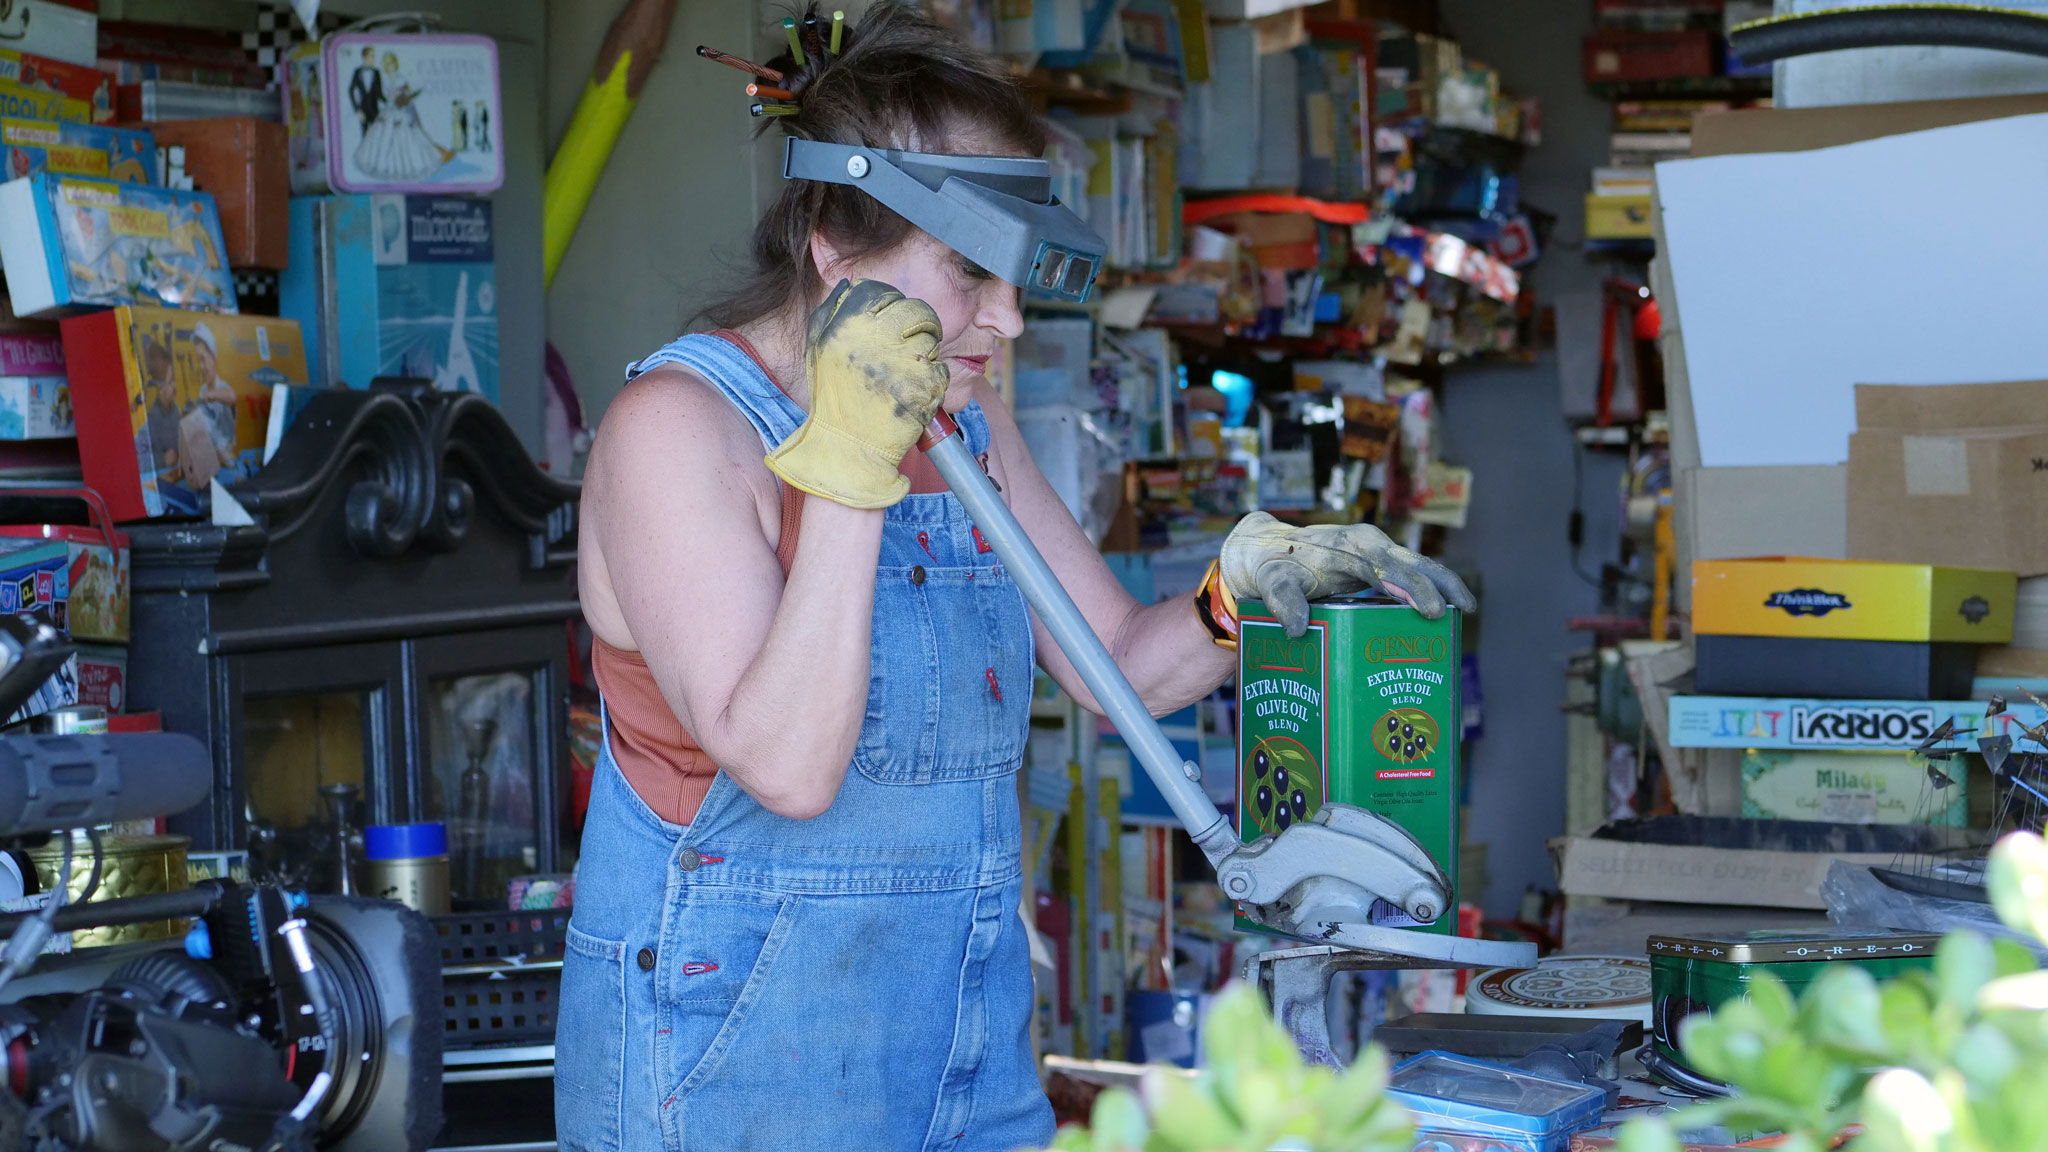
[699,3,1045,331]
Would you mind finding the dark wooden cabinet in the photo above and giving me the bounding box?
[127,387,580,894]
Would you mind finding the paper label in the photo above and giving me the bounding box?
[1902,435,1970,496]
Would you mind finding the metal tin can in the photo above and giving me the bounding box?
[30,705,107,734]
[1237,596,1462,940]
[28,832,189,947]
[365,822,451,916]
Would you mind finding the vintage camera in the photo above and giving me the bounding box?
[0,614,442,1152]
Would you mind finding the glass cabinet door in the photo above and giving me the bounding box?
[242,689,379,891]
[408,622,568,910]
[420,670,540,907]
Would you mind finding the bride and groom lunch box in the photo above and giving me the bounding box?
[285,30,503,196]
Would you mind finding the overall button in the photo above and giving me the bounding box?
[637,947,656,972]
[911,565,926,586]
[678,847,702,871]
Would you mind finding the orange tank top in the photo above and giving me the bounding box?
[592,329,948,825]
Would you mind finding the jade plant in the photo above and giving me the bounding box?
[1617,830,2048,1152]
[1041,981,1415,1152]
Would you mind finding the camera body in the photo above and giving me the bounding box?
[0,880,443,1152]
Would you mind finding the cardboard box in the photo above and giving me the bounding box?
[1582,30,1714,83]
[1551,835,1898,910]
[1693,635,1977,701]
[1847,379,2048,577]
[0,376,72,438]
[1666,693,2047,751]
[1693,557,2016,642]
[1691,92,2048,158]
[1585,192,1652,239]
[1740,748,1966,826]
[279,194,497,399]
[141,118,289,269]
[0,45,114,124]
[62,306,308,521]
[76,642,126,712]
[1678,465,1848,562]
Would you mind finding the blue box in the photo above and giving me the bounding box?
[0,173,237,317]
[1386,1051,1606,1152]
[280,192,498,402]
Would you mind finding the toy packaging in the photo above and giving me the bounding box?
[62,306,308,521]
[0,537,76,725]
[0,173,238,317]
[0,45,114,124]
[1385,1051,1607,1152]
[0,117,156,184]
[289,31,502,195]
[144,118,288,269]
[0,329,64,375]
[0,375,72,438]
[280,193,497,400]
[1237,596,1462,940]
[0,522,130,643]
[76,643,127,713]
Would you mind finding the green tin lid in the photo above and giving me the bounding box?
[1646,929,1942,964]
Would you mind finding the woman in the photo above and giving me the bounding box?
[562,7,1472,1150]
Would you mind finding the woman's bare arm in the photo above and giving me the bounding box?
[581,371,882,819]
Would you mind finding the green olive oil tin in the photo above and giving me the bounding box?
[1236,597,1462,939]
[1648,929,1941,1074]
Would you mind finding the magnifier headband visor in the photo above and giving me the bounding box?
[783,138,1108,303]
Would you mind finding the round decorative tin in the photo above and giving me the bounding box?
[1468,954,1652,1022]
[27,833,190,948]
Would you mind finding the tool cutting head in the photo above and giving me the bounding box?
[783,138,1107,303]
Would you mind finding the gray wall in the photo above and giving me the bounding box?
[545,1,825,424]
[1435,0,1628,916]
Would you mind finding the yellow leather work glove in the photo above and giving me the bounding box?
[765,278,951,510]
[1219,511,1476,637]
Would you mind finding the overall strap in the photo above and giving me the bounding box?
[624,331,806,451]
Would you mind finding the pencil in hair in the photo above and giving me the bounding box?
[696,44,784,83]
[747,83,796,101]
[829,11,845,55]
[752,102,800,117]
[783,17,807,65]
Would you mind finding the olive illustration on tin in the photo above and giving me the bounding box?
[1243,737,1324,835]
[1375,708,1440,764]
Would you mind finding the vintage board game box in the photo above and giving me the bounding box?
[0,173,237,317]
[0,45,114,124]
[280,193,497,400]
[290,32,503,195]
[0,522,129,643]
[0,329,64,375]
[62,306,308,521]
[0,537,74,724]
[0,376,71,438]
[1237,596,1462,938]
[76,643,126,712]
[1692,556,2016,643]
[0,117,155,184]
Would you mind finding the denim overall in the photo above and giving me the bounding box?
[556,334,1052,1152]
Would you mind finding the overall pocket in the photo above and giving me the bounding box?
[555,925,627,1152]
[660,891,801,1102]
[855,565,1029,785]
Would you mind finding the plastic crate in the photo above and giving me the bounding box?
[444,967,560,1048]
[433,909,570,964]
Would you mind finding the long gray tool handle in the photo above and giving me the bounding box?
[920,414,1239,866]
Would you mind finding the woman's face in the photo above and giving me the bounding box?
[816,228,1024,413]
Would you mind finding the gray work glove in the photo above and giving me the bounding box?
[1219,511,1476,637]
